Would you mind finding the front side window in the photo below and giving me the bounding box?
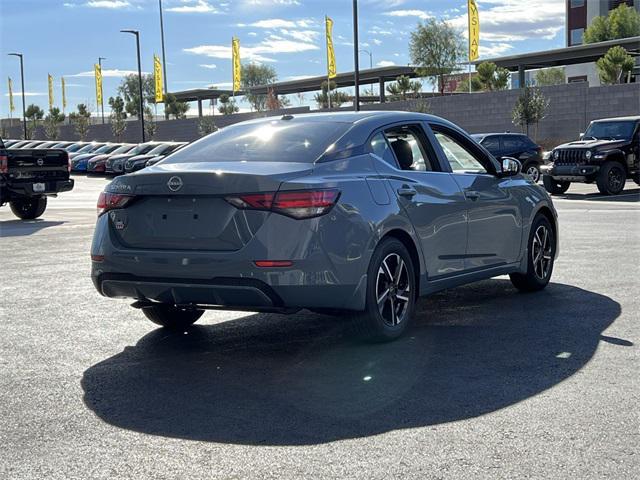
[433,130,488,174]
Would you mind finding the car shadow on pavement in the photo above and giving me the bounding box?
[557,187,640,202]
[0,219,65,237]
[82,279,621,446]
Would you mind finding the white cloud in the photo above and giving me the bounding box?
[279,29,320,43]
[68,69,147,77]
[166,1,219,13]
[368,26,393,36]
[184,38,319,63]
[448,0,564,43]
[479,42,514,58]
[4,92,46,97]
[199,64,217,69]
[372,39,382,46]
[377,60,396,67]
[244,0,301,5]
[384,9,432,20]
[85,0,130,8]
[239,18,313,28]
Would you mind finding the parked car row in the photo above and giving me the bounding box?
[2,139,187,176]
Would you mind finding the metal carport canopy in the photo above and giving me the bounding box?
[473,36,640,71]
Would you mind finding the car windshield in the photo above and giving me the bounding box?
[65,144,84,152]
[111,145,134,154]
[76,144,97,153]
[147,144,173,155]
[164,121,351,164]
[584,121,636,140]
[94,145,118,154]
[130,144,156,155]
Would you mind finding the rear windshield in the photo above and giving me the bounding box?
[111,145,134,154]
[163,121,350,164]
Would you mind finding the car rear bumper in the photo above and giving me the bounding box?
[541,164,599,182]
[5,179,74,196]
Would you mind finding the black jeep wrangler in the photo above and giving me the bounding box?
[541,116,640,195]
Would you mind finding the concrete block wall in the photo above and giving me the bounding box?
[2,83,637,147]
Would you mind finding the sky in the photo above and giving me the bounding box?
[0,0,567,117]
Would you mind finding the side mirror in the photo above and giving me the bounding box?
[500,157,521,177]
[579,132,585,140]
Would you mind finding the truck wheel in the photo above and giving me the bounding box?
[596,161,626,195]
[9,197,47,220]
[142,304,204,330]
[523,162,541,183]
[542,176,570,195]
[348,238,417,342]
[510,214,556,292]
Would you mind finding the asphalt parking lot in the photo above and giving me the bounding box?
[1,175,638,479]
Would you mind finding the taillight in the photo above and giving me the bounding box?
[97,191,135,216]
[225,189,340,219]
[0,154,7,174]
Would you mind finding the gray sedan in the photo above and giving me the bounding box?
[91,112,559,342]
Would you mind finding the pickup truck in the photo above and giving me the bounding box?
[0,137,74,219]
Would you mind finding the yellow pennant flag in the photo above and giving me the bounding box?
[154,54,164,103]
[468,0,480,62]
[325,16,337,79]
[8,77,15,113]
[61,77,67,111]
[48,74,54,110]
[232,37,241,92]
[94,63,103,107]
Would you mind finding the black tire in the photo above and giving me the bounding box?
[9,196,47,220]
[542,176,570,195]
[522,161,541,183]
[596,161,626,195]
[142,304,204,330]
[510,215,556,292]
[348,237,417,342]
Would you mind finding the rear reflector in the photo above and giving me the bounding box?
[97,191,135,216]
[91,254,105,262]
[0,155,8,174]
[226,189,340,219]
[254,260,293,268]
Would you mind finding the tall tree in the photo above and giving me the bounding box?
[24,104,44,140]
[198,116,218,136]
[535,67,566,86]
[163,93,190,119]
[241,63,277,111]
[512,86,549,139]
[43,107,66,140]
[584,3,640,43]
[108,96,127,142]
[117,74,155,119]
[144,107,157,140]
[69,104,92,140]
[475,62,510,91]
[409,19,465,95]
[218,94,239,115]
[596,46,635,85]
[314,80,350,109]
[386,75,423,101]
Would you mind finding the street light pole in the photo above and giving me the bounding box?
[352,0,360,112]
[8,53,27,140]
[120,29,145,143]
[158,0,169,119]
[98,57,106,124]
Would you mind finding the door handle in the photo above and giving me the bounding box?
[397,185,417,197]
[465,190,480,201]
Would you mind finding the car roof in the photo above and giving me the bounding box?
[592,116,640,123]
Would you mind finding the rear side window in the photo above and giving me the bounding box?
[370,133,398,167]
[164,120,351,164]
[481,136,500,153]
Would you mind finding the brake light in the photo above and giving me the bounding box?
[0,154,7,174]
[97,191,135,216]
[225,189,340,219]
[254,260,293,268]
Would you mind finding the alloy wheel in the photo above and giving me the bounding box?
[608,168,623,192]
[375,253,411,327]
[526,165,540,183]
[532,225,553,280]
